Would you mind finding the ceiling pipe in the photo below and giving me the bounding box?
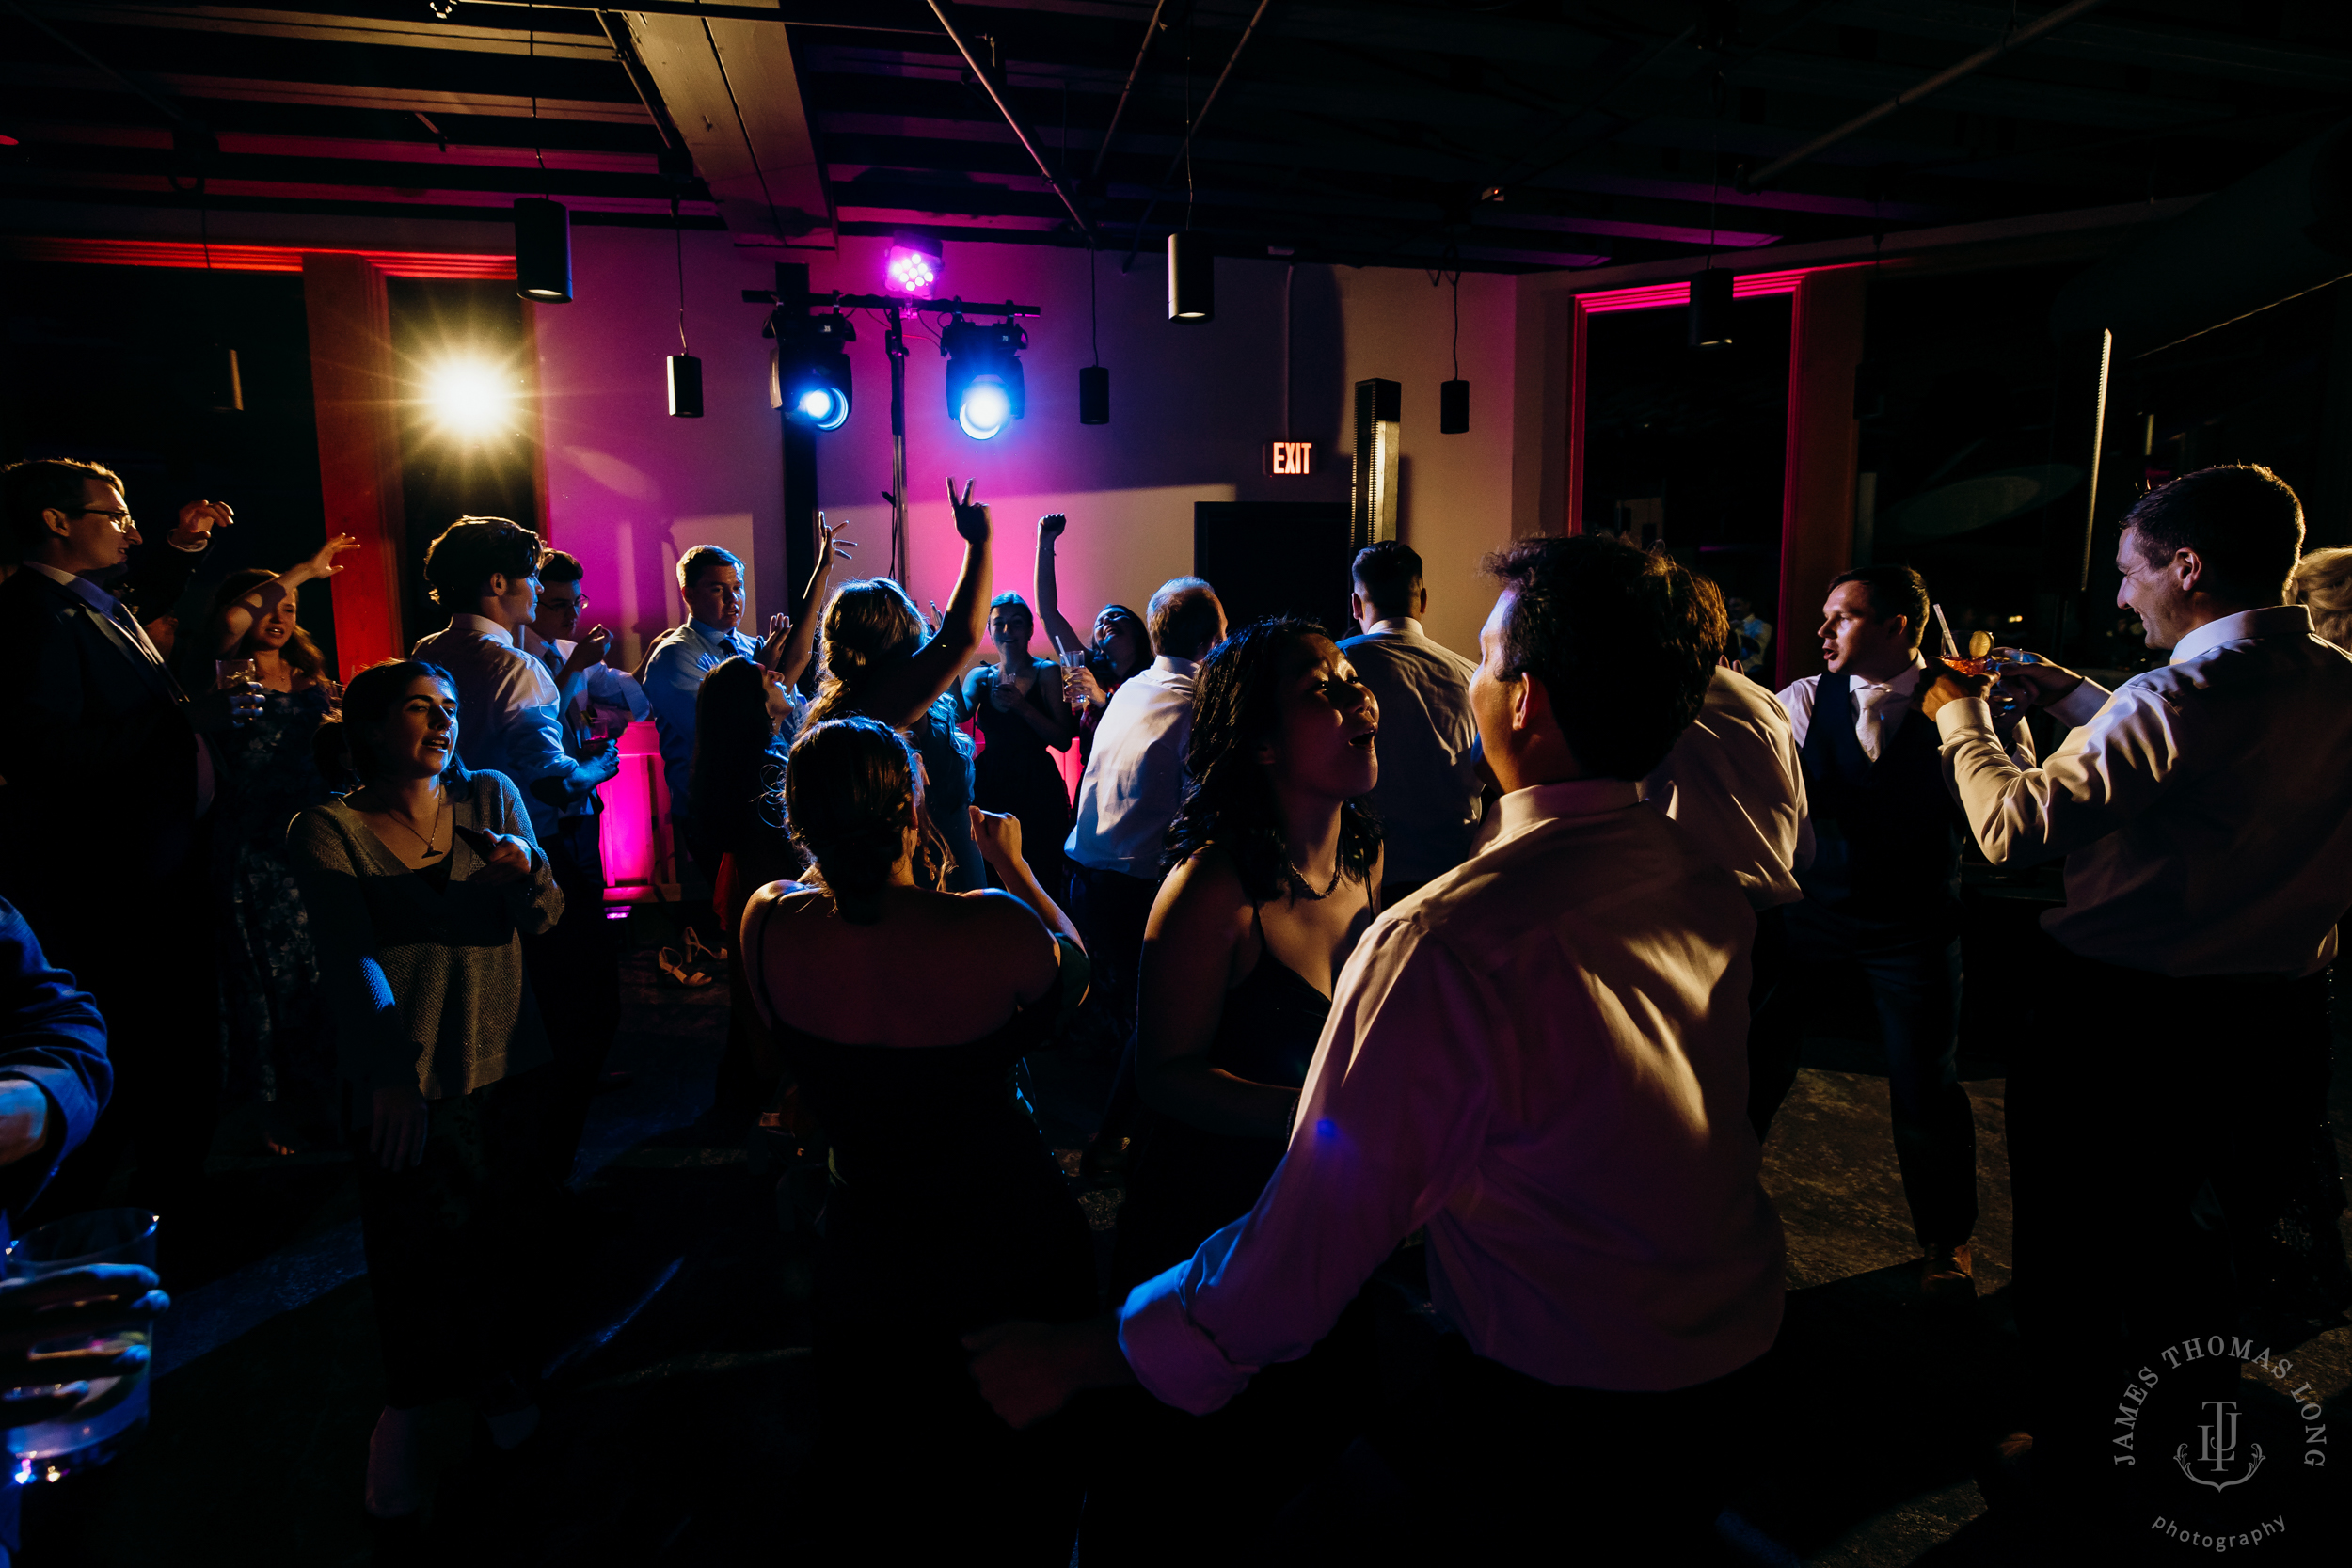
[1089,0,1169,186]
[1120,0,1277,273]
[921,0,1093,240]
[1739,0,2112,194]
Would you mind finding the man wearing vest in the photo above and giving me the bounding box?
[1756,565,2033,1300]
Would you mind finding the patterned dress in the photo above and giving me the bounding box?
[215,681,338,1104]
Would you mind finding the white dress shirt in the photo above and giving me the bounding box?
[1775,654,1930,759]
[1335,618,1484,884]
[1064,654,1199,878]
[410,614,574,839]
[1935,604,2352,978]
[1118,778,1787,1411]
[1645,665,1808,910]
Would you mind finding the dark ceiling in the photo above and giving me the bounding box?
[7,1,2352,276]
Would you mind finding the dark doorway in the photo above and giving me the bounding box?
[1193,501,1355,641]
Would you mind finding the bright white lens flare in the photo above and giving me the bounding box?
[958,378,1010,440]
[797,386,850,432]
[425,361,512,436]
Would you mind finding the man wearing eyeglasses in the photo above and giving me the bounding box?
[0,457,260,1221]
[522,550,648,744]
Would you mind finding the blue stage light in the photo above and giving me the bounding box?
[940,316,1026,442]
[797,386,849,431]
[772,312,855,431]
[958,379,1011,440]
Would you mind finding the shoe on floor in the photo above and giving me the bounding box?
[1919,1240,1974,1299]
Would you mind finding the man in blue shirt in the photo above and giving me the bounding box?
[644,530,848,879]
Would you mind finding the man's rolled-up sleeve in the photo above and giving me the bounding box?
[1118,918,1497,1414]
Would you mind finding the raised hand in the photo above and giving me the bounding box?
[756,612,792,670]
[817,514,857,575]
[969,805,1025,872]
[1038,513,1068,541]
[946,476,990,544]
[305,532,361,578]
[171,499,235,547]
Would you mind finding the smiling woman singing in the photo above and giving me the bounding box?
[285,658,564,1529]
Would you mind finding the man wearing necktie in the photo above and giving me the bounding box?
[0,458,262,1221]
[1755,565,2034,1300]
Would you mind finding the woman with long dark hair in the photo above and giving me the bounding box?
[693,654,804,1118]
[741,716,1093,1561]
[204,543,357,1151]
[1112,616,1383,1283]
[1088,617,1383,1560]
[806,479,993,891]
[1033,512,1148,760]
[957,591,1076,899]
[286,659,561,1524]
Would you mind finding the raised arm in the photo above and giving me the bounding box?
[1033,513,1088,657]
[852,477,993,728]
[771,515,857,688]
[213,533,360,657]
[1134,849,1298,1138]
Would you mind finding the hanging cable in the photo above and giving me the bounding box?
[530,4,547,189]
[1090,239,1100,366]
[1451,267,1460,383]
[673,197,689,353]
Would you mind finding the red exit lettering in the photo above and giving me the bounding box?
[1265,440,1312,476]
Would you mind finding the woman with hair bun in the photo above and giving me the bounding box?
[741,715,1092,1561]
[806,478,995,890]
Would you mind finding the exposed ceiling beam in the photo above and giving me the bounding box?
[1825,0,2352,95]
[1743,0,2116,192]
[0,62,648,123]
[627,8,834,245]
[11,3,612,59]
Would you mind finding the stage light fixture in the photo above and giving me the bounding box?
[514,197,573,302]
[1079,364,1109,425]
[424,359,513,437]
[772,313,855,432]
[941,316,1027,442]
[1688,267,1733,350]
[884,232,942,298]
[1168,231,1214,322]
[1440,378,1469,435]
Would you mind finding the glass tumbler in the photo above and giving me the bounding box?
[3,1208,159,1484]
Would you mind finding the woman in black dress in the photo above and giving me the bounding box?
[741,716,1093,1562]
[1091,617,1384,1562]
[959,592,1076,901]
[806,478,993,891]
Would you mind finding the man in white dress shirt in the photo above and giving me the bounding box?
[1064,578,1227,1035]
[525,550,650,743]
[1335,542,1484,904]
[974,537,1785,1553]
[1922,465,2352,1528]
[1758,565,2033,1299]
[1644,575,1808,1150]
[411,516,621,1184]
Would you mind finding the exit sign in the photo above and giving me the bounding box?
[1264,440,1313,476]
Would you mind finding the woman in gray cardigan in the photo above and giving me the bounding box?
[287,658,563,1526]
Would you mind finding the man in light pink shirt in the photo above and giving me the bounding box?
[971,537,1785,1553]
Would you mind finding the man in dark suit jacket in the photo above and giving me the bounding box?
[0,458,256,1218]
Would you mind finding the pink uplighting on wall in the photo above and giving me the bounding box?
[1576,264,1868,315]
[599,721,677,900]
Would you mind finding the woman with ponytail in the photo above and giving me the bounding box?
[740,715,1093,1561]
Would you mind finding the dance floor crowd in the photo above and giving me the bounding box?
[0,454,2347,1563]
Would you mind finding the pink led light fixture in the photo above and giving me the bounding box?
[884,231,942,298]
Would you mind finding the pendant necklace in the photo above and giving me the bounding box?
[385,791,448,859]
[1287,856,1343,900]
